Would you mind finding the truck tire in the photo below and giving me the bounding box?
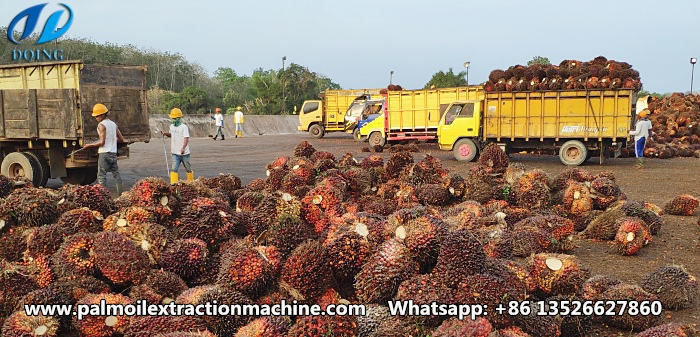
[453,138,478,162]
[368,132,386,147]
[1,152,41,187]
[309,124,325,139]
[559,140,588,166]
[23,152,50,187]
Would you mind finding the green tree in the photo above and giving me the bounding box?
[424,68,467,89]
[527,56,551,66]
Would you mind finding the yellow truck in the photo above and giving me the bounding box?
[357,86,484,147]
[0,60,150,187]
[437,89,640,165]
[297,89,383,138]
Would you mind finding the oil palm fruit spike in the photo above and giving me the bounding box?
[293,141,316,158]
[177,197,235,246]
[191,286,254,336]
[69,184,115,218]
[360,155,384,169]
[0,260,40,317]
[512,301,563,337]
[342,167,373,194]
[130,177,171,207]
[394,274,454,326]
[385,151,414,179]
[456,273,519,328]
[325,231,371,282]
[432,317,492,337]
[92,231,149,285]
[159,238,208,281]
[123,315,208,337]
[548,294,592,337]
[599,284,660,331]
[527,253,590,296]
[286,315,357,337]
[561,181,593,215]
[266,214,317,258]
[432,229,486,288]
[415,183,451,207]
[280,240,331,302]
[234,316,292,337]
[356,304,391,337]
[580,205,626,240]
[102,206,152,237]
[640,265,699,310]
[478,225,513,259]
[477,142,509,174]
[1,311,60,337]
[355,238,419,303]
[635,323,700,337]
[368,316,429,337]
[551,167,594,192]
[128,269,188,304]
[24,223,76,260]
[511,175,551,210]
[56,207,103,233]
[152,331,217,337]
[581,275,622,300]
[612,217,651,256]
[509,226,553,257]
[73,293,132,337]
[5,187,61,227]
[216,242,277,298]
[50,232,96,278]
[663,194,699,216]
[235,191,266,212]
[493,326,531,337]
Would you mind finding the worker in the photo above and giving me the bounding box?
[212,107,224,140]
[161,108,194,183]
[629,108,653,169]
[234,106,244,138]
[82,103,124,195]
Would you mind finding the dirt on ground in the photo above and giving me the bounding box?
[48,132,700,335]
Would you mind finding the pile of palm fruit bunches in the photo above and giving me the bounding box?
[0,141,698,337]
[638,93,700,159]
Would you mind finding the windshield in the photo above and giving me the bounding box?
[443,103,475,125]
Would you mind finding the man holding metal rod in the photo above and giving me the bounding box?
[161,108,194,184]
[81,103,125,195]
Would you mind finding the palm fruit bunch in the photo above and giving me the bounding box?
[355,238,419,303]
[486,258,535,299]
[640,265,698,310]
[22,223,73,261]
[509,171,551,210]
[590,176,622,210]
[415,183,452,207]
[129,177,175,222]
[0,260,40,317]
[128,269,187,305]
[293,140,316,158]
[432,229,486,287]
[635,323,700,337]
[401,154,447,186]
[356,304,391,337]
[103,206,154,237]
[48,275,111,305]
[464,166,502,204]
[490,326,531,337]
[581,274,623,302]
[56,207,103,233]
[442,172,466,199]
[199,173,241,201]
[342,167,373,195]
[246,194,283,237]
[265,214,317,258]
[509,224,554,257]
[612,217,651,255]
[92,231,149,285]
[234,316,292,337]
[368,316,431,337]
[279,240,331,302]
[432,317,493,337]
[216,242,278,298]
[511,301,562,337]
[49,232,96,278]
[560,181,593,215]
[478,142,509,174]
[456,273,519,327]
[4,187,61,227]
[384,151,414,179]
[64,184,114,218]
[580,202,626,239]
[190,286,254,336]
[73,293,132,337]
[1,311,60,337]
[599,284,660,331]
[176,197,235,247]
[124,315,208,337]
[325,231,371,282]
[394,274,454,326]
[619,200,663,235]
[527,253,590,297]
[518,215,576,252]
[551,167,593,193]
[159,238,208,282]
[477,224,513,259]
[360,154,384,168]
[663,194,699,216]
[287,314,357,337]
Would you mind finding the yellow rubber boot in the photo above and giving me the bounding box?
[170,172,179,184]
[187,171,194,182]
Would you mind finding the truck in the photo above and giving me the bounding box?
[297,89,383,138]
[355,86,484,147]
[436,89,642,166]
[0,60,151,187]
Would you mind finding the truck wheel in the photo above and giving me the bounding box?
[352,128,366,142]
[1,152,41,187]
[23,152,50,187]
[453,138,478,162]
[559,140,588,166]
[309,124,325,139]
[368,132,386,147]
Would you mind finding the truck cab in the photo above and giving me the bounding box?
[345,99,385,141]
[298,100,325,137]
[437,100,483,161]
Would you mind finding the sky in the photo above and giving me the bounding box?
[2,0,700,94]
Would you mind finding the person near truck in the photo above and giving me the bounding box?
[211,107,224,140]
[629,108,653,169]
[82,103,125,196]
[234,106,244,138]
[161,108,194,183]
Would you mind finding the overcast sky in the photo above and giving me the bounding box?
[3,0,699,94]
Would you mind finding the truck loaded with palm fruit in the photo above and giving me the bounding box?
[296,88,383,138]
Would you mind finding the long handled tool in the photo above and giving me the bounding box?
[66,147,88,158]
[156,127,170,175]
[208,109,214,138]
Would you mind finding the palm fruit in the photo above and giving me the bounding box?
[477,225,513,259]
[280,240,331,302]
[194,286,254,336]
[337,152,359,167]
[442,172,465,199]
[293,140,316,158]
[355,238,419,303]
[581,275,622,300]
[123,316,208,337]
[580,203,626,240]
[159,238,208,281]
[236,191,266,212]
[73,293,132,337]
[266,214,316,258]
[432,229,486,288]
[456,273,519,327]
[511,175,551,210]
[50,232,96,278]
[527,253,590,297]
[66,184,114,218]
[176,197,235,247]
[113,190,132,209]
[560,181,592,215]
[643,201,663,216]
[569,209,600,232]
[440,205,479,231]
[1,311,59,337]
[621,201,664,235]
[415,183,451,207]
[478,142,509,174]
[0,199,18,234]
[0,260,40,318]
[4,187,61,227]
[384,151,413,179]
[342,167,373,195]
[393,214,447,270]
[590,177,622,210]
[247,194,282,237]
[504,163,526,185]
[49,275,111,304]
[56,207,103,233]
[663,194,699,216]
[394,274,454,326]
[522,215,576,252]
[402,154,447,185]
[234,316,292,337]
[130,176,172,208]
[356,304,391,337]
[200,173,242,201]
[491,326,531,337]
[635,323,700,337]
[510,226,552,257]
[299,197,330,236]
[599,284,660,331]
[287,315,357,337]
[93,231,149,285]
[362,196,398,216]
[153,332,216,337]
[551,167,593,193]
[103,206,154,238]
[546,294,591,337]
[216,242,277,298]
[612,217,651,255]
[464,177,501,205]
[512,301,562,337]
[128,269,187,304]
[0,174,13,197]
[247,178,269,192]
[325,231,371,282]
[126,223,173,265]
[24,223,75,260]
[432,317,492,337]
[333,212,387,249]
[368,316,431,337]
[640,265,699,310]
[485,258,535,298]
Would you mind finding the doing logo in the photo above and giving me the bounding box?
[7,3,74,45]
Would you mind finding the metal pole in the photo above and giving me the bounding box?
[692,63,695,94]
[390,70,394,85]
[282,56,286,114]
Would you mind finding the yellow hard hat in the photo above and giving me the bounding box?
[638,109,649,118]
[169,108,183,118]
[92,103,108,117]
[236,106,242,110]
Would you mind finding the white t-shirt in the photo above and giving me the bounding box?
[629,119,652,142]
[170,123,190,155]
[98,119,118,153]
[234,110,244,124]
[214,113,223,127]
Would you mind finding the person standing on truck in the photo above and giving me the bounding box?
[234,106,244,138]
[82,103,124,196]
[211,107,224,140]
[161,108,194,183]
[629,108,653,169]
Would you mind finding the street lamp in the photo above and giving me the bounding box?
[463,61,470,86]
[282,56,286,114]
[691,57,697,94]
[390,71,394,85]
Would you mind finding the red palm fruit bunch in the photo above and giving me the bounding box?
[527,253,590,297]
[50,232,96,279]
[1,311,60,337]
[56,207,103,233]
[24,223,75,260]
[486,258,536,298]
[360,154,384,169]
[265,167,288,191]
[599,284,660,331]
[393,214,447,270]
[355,238,419,303]
[510,225,553,257]
[158,238,208,282]
[66,184,115,218]
[234,316,292,337]
[176,197,235,247]
[456,273,520,328]
[190,286,254,336]
[309,150,336,164]
[478,142,509,174]
[443,172,466,198]
[49,275,111,304]
[280,240,331,302]
[128,269,187,305]
[4,187,61,227]
[590,177,622,210]
[551,167,593,193]
[395,274,455,326]
[103,206,154,238]
[73,293,132,337]
[287,314,357,337]
[384,151,414,179]
[246,194,282,237]
[433,318,493,337]
[129,177,176,224]
[0,260,40,317]
[640,265,699,310]
[341,167,373,195]
[92,231,149,285]
[636,323,700,337]
[415,183,452,207]
[266,214,317,258]
[293,140,316,158]
[337,152,359,167]
[510,173,551,210]
[299,196,330,235]
[123,315,208,337]
[403,154,448,186]
[663,194,699,216]
[522,215,576,252]
[611,217,651,256]
[216,242,278,299]
[580,201,626,240]
[581,274,622,301]
[560,181,593,215]
[432,229,487,288]
[325,231,371,282]
[477,225,513,259]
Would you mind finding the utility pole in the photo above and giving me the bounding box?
[282,56,287,114]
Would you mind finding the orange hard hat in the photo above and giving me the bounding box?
[638,109,649,118]
[92,103,108,117]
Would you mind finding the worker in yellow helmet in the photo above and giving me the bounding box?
[234,106,244,138]
[161,108,194,183]
[82,103,125,195]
